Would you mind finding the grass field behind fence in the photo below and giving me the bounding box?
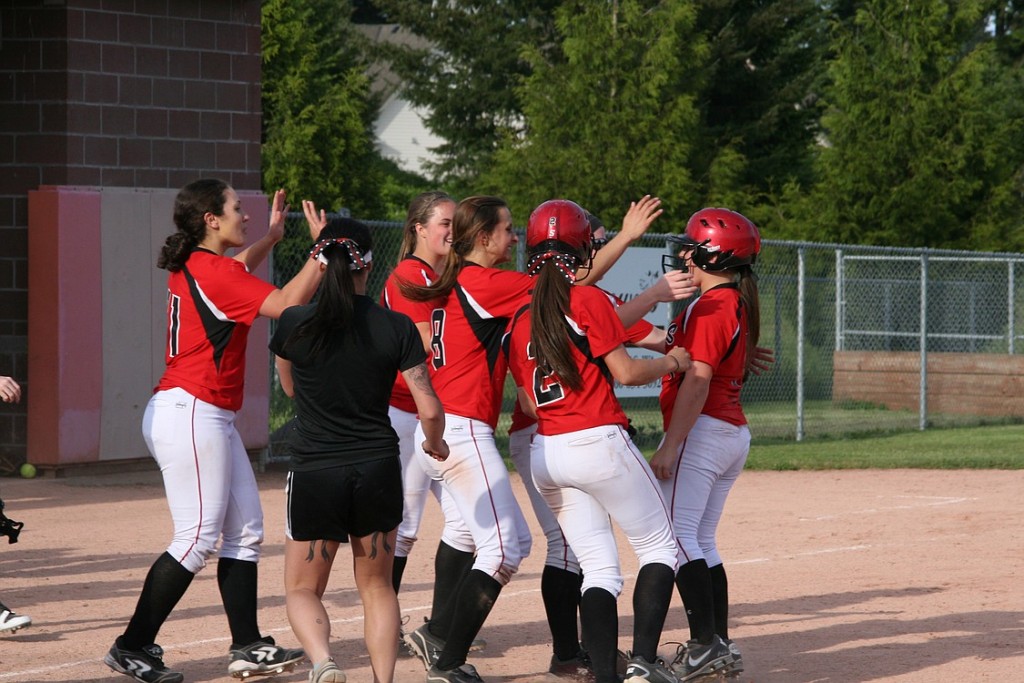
[269,373,1024,470]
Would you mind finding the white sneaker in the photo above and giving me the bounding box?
[0,606,31,634]
[308,658,346,683]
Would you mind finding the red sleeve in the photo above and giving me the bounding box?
[575,286,628,359]
[383,259,440,325]
[679,295,736,371]
[208,259,276,325]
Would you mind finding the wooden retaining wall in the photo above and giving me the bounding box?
[833,351,1024,416]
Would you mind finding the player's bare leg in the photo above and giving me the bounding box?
[284,538,341,672]
[352,529,400,683]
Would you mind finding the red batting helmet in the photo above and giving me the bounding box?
[526,199,591,256]
[670,207,761,271]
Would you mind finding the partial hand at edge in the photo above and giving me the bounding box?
[422,439,450,462]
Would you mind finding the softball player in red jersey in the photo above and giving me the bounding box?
[506,199,692,683]
[508,276,696,681]
[380,192,475,596]
[399,196,533,683]
[650,208,763,681]
[105,179,322,683]
[507,199,697,680]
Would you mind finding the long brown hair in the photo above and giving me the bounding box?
[396,190,454,264]
[529,246,589,392]
[399,195,509,302]
[738,265,761,374]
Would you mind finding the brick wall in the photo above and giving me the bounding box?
[0,0,262,468]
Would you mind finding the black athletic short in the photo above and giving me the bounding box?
[286,457,403,542]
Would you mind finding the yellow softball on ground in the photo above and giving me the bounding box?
[20,463,36,478]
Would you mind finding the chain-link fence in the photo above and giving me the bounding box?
[267,214,1024,459]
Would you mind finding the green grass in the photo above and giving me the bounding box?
[746,423,1024,469]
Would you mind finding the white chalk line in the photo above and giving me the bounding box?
[798,494,973,521]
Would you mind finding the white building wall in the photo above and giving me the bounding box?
[373,91,445,179]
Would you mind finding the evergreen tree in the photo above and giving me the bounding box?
[262,0,384,216]
[482,0,706,229]
[691,0,828,201]
[370,0,560,191]
[806,0,1023,249]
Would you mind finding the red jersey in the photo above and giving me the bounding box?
[156,249,276,411]
[507,285,630,436]
[430,264,532,428]
[659,283,747,428]
[381,256,441,413]
[507,287,653,433]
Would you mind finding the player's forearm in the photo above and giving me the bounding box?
[615,293,656,329]
[233,233,279,272]
[274,356,294,398]
[262,258,323,318]
[663,378,708,451]
[608,348,679,387]
[576,233,630,285]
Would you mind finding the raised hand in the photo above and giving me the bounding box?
[620,195,663,242]
[267,189,289,243]
[302,200,328,240]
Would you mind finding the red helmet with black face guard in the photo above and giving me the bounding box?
[668,207,761,272]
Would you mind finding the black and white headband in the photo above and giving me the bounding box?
[309,237,373,271]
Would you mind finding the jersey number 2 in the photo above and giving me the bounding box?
[527,342,564,406]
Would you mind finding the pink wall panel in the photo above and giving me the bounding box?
[27,186,274,469]
[28,186,104,465]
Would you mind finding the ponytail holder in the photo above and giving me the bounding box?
[309,237,373,271]
[527,251,578,284]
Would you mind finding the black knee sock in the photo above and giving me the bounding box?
[428,541,474,638]
[709,562,729,640]
[675,559,715,643]
[392,555,409,594]
[434,569,501,670]
[579,587,619,683]
[122,552,195,649]
[631,562,674,662]
[218,557,262,647]
[542,565,583,660]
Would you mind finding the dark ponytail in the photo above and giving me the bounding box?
[529,246,588,392]
[285,217,373,360]
[738,266,761,374]
[159,178,229,271]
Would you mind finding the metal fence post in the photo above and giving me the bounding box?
[835,249,844,352]
[797,247,806,442]
[919,252,929,431]
[1010,260,1016,355]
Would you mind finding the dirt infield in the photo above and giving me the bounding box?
[0,467,1021,682]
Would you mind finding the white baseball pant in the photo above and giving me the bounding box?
[508,424,579,574]
[658,414,750,568]
[531,424,678,597]
[142,387,264,574]
[414,414,532,585]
